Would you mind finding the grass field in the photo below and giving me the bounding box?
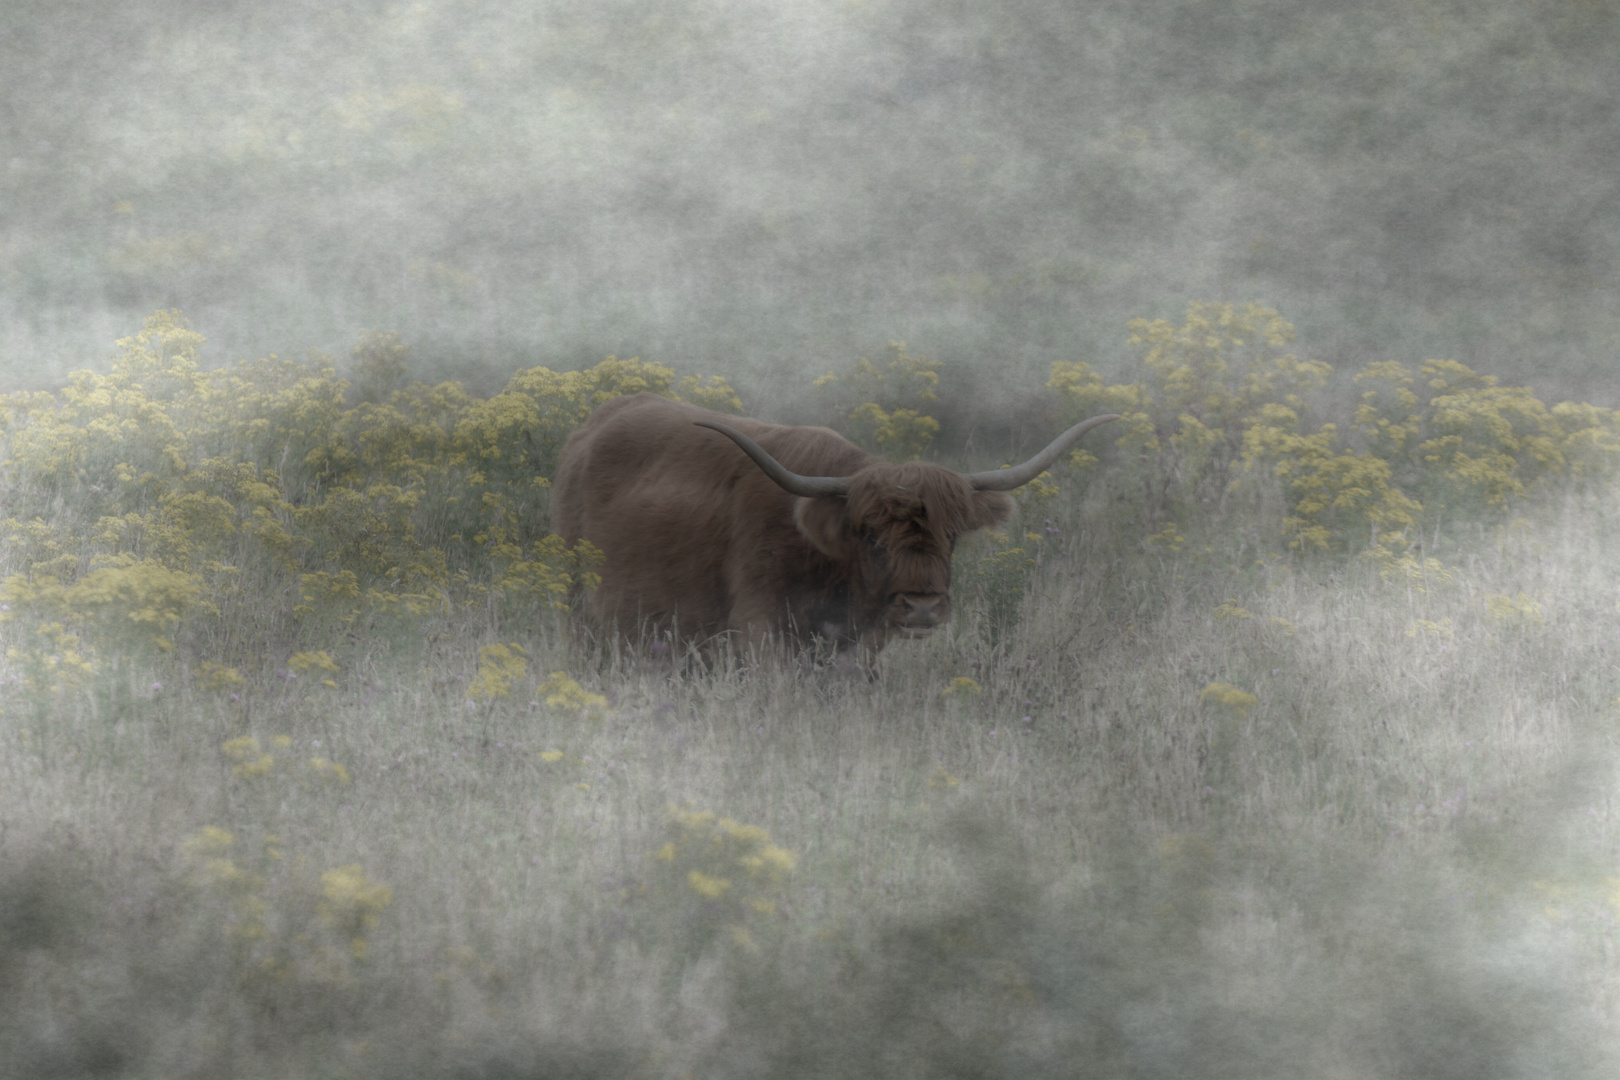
[3,311,1619,1078]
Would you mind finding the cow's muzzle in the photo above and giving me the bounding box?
[894,594,946,637]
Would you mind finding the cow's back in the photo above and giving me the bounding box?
[553,393,864,535]
[554,393,740,538]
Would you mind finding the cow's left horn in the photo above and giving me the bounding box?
[695,421,853,498]
[963,414,1121,491]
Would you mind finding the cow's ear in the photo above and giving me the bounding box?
[966,490,1013,531]
[794,496,851,558]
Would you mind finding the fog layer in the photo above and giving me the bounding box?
[3,0,1616,405]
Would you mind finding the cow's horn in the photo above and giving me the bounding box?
[963,414,1122,491]
[695,421,853,498]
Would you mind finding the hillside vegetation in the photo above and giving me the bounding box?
[2,305,1619,1077]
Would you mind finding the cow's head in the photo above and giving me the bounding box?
[695,412,1119,645]
[792,461,1008,641]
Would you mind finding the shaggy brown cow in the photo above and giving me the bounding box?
[552,392,1117,665]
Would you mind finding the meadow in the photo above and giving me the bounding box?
[3,304,1619,1078]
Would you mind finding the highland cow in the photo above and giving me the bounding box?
[552,393,1116,665]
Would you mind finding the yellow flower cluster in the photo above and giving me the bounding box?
[0,309,737,691]
[223,734,278,778]
[180,825,391,983]
[1015,470,1062,507]
[536,670,609,715]
[178,730,384,990]
[196,660,244,691]
[1,617,96,694]
[317,864,395,960]
[284,649,340,689]
[180,826,270,940]
[846,402,941,462]
[467,642,527,702]
[1048,301,1620,557]
[652,806,798,948]
[1200,682,1259,718]
[1143,521,1187,553]
[1,557,204,663]
[220,734,352,785]
[816,342,942,460]
[1485,592,1544,629]
[1361,540,1456,592]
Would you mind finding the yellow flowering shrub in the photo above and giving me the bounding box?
[317,863,395,961]
[1045,301,1620,560]
[181,825,393,990]
[1143,522,1187,552]
[1015,470,1062,509]
[846,402,941,461]
[1550,401,1620,482]
[1,558,203,653]
[3,619,96,695]
[1352,361,1423,464]
[194,660,241,693]
[816,342,942,460]
[181,826,269,941]
[649,806,798,955]
[485,519,603,615]
[348,329,411,404]
[1052,302,1332,509]
[467,642,527,702]
[941,676,983,699]
[536,671,608,716]
[1243,405,1421,552]
[455,354,741,485]
[1200,682,1259,717]
[287,651,340,690]
[1415,360,1565,507]
[1355,359,1615,510]
[1486,592,1544,630]
[0,310,744,688]
[1360,535,1455,593]
[307,757,352,785]
[223,735,277,779]
[287,650,338,675]
[1045,360,1158,458]
[220,733,356,788]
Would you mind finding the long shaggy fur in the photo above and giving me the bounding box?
[552,393,1012,661]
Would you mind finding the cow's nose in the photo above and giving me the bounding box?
[900,594,943,626]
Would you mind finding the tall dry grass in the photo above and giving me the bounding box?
[3,464,1616,1078]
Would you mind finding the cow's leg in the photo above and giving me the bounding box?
[724,598,792,667]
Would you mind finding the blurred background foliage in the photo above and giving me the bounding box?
[3,0,1617,418]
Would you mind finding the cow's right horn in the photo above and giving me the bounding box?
[963,413,1121,491]
[695,421,853,498]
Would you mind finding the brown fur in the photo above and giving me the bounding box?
[552,393,1011,662]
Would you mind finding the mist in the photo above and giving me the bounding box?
[4,5,1620,1075]
[4,0,1617,409]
